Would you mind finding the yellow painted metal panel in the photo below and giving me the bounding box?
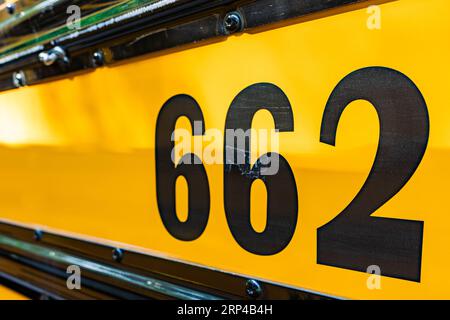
[0,0,446,299]
[0,285,28,300]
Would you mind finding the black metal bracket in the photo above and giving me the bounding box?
[0,0,368,93]
[0,221,336,300]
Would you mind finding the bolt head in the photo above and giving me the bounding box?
[92,50,104,66]
[112,248,123,262]
[6,3,15,15]
[12,71,26,87]
[34,230,43,241]
[224,12,243,34]
[245,279,262,298]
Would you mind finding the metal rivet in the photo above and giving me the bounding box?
[112,248,123,262]
[12,71,26,87]
[34,230,43,241]
[223,11,243,34]
[245,279,262,298]
[92,50,104,67]
[38,46,68,66]
[6,3,16,15]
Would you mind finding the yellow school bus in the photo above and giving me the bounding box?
[0,0,445,299]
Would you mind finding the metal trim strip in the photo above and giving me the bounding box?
[0,220,337,300]
[0,0,368,92]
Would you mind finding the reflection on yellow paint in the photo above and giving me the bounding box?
[0,91,62,145]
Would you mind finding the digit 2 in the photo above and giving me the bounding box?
[318,67,429,282]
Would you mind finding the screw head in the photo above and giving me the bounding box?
[6,3,16,15]
[245,279,262,298]
[223,11,243,34]
[34,230,43,241]
[112,248,123,262]
[39,46,68,66]
[12,71,26,87]
[92,50,104,66]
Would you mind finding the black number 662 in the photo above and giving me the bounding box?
[155,67,429,283]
